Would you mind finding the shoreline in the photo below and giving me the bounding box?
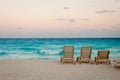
[0,59,120,80]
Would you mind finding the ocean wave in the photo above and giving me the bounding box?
[40,50,61,55]
[0,52,7,55]
[0,50,18,55]
[0,54,38,59]
[18,47,38,51]
[0,53,61,60]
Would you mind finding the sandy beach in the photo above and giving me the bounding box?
[0,60,120,80]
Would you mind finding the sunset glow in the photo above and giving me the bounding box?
[0,0,120,38]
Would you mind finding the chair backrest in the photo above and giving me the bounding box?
[80,47,92,58]
[63,46,74,58]
[98,50,109,59]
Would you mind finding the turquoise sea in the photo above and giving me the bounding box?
[0,38,120,60]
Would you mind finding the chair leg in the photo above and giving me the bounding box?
[108,60,111,64]
[73,61,76,65]
[96,61,98,65]
[78,57,82,64]
[61,57,64,64]
[60,57,62,62]
[79,60,81,64]
[107,60,111,64]
[62,60,64,64]
[76,57,79,62]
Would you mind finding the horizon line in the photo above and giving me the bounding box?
[0,37,120,39]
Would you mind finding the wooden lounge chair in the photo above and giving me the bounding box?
[60,46,76,64]
[111,59,120,68]
[95,50,110,64]
[77,46,92,64]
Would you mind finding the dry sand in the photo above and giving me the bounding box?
[0,60,120,80]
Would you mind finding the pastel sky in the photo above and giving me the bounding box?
[0,0,120,38]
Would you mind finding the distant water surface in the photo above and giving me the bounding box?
[0,38,120,59]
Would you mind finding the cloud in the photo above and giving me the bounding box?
[69,18,76,22]
[56,18,66,21]
[64,7,69,10]
[81,18,88,21]
[96,10,115,13]
[56,17,88,22]
[56,18,76,22]
[76,18,88,21]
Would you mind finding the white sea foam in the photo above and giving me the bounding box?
[40,50,60,55]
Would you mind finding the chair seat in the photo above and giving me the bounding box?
[63,57,74,60]
[81,58,91,61]
[97,59,109,62]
